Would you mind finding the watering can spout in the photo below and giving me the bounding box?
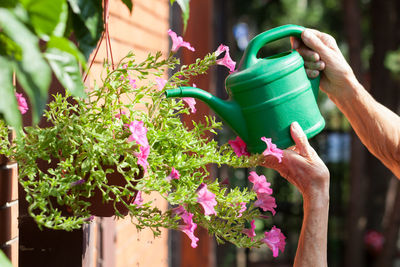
[165,87,249,142]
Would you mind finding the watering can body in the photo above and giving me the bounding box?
[165,25,325,153]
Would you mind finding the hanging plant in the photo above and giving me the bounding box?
[0,29,287,255]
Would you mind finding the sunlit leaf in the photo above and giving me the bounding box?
[45,47,86,98]
[0,0,16,8]
[68,0,103,59]
[121,0,134,13]
[176,0,190,32]
[52,0,69,37]
[0,250,12,267]
[0,8,51,124]
[20,0,66,39]
[0,56,21,129]
[47,36,87,69]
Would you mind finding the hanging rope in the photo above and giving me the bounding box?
[83,0,115,83]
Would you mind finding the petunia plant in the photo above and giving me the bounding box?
[0,29,286,256]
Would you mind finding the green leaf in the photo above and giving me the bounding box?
[68,0,103,59]
[121,0,133,13]
[20,0,67,39]
[0,250,12,267]
[0,8,51,124]
[0,56,21,129]
[53,0,69,37]
[47,36,87,69]
[385,49,400,75]
[67,0,102,38]
[176,0,190,32]
[45,47,86,98]
[0,0,17,8]
[0,32,22,60]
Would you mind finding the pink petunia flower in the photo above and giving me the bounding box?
[261,137,283,163]
[168,29,195,52]
[261,226,286,258]
[115,110,127,119]
[128,76,137,88]
[254,193,277,215]
[215,44,236,72]
[237,202,247,217]
[197,183,217,216]
[178,220,199,248]
[156,77,167,91]
[136,145,150,172]
[173,205,199,248]
[127,120,148,147]
[248,171,273,195]
[228,136,250,157]
[166,167,181,181]
[15,93,28,114]
[172,205,186,216]
[364,230,384,253]
[242,219,256,241]
[182,97,196,113]
[133,191,144,206]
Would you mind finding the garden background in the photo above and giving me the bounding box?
[1,0,400,266]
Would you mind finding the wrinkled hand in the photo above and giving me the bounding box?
[261,122,329,201]
[290,29,356,99]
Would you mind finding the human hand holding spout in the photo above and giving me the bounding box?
[261,122,329,202]
[262,122,329,267]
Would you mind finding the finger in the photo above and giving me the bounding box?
[290,122,312,157]
[288,145,300,155]
[307,29,338,50]
[306,69,320,79]
[262,149,295,173]
[297,47,320,62]
[301,29,331,57]
[304,60,325,71]
[290,36,301,49]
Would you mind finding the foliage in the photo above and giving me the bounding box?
[0,0,190,130]
[0,0,92,128]
[385,49,400,77]
[0,48,282,249]
[170,0,191,32]
[0,250,12,267]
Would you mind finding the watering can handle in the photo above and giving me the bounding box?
[241,24,305,69]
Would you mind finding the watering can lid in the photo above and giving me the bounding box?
[225,24,305,91]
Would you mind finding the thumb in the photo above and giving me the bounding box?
[301,29,330,57]
[290,122,313,157]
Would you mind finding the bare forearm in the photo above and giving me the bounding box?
[294,196,329,267]
[329,76,400,178]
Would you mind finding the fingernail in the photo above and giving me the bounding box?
[292,121,302,132]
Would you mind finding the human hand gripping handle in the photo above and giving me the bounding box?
[290,29,357,101]
[262,122,329,267]
[291,28,400,179]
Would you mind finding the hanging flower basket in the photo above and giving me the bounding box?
[0,30,287,256]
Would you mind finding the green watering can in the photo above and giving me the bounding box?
[165,24,325,153]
